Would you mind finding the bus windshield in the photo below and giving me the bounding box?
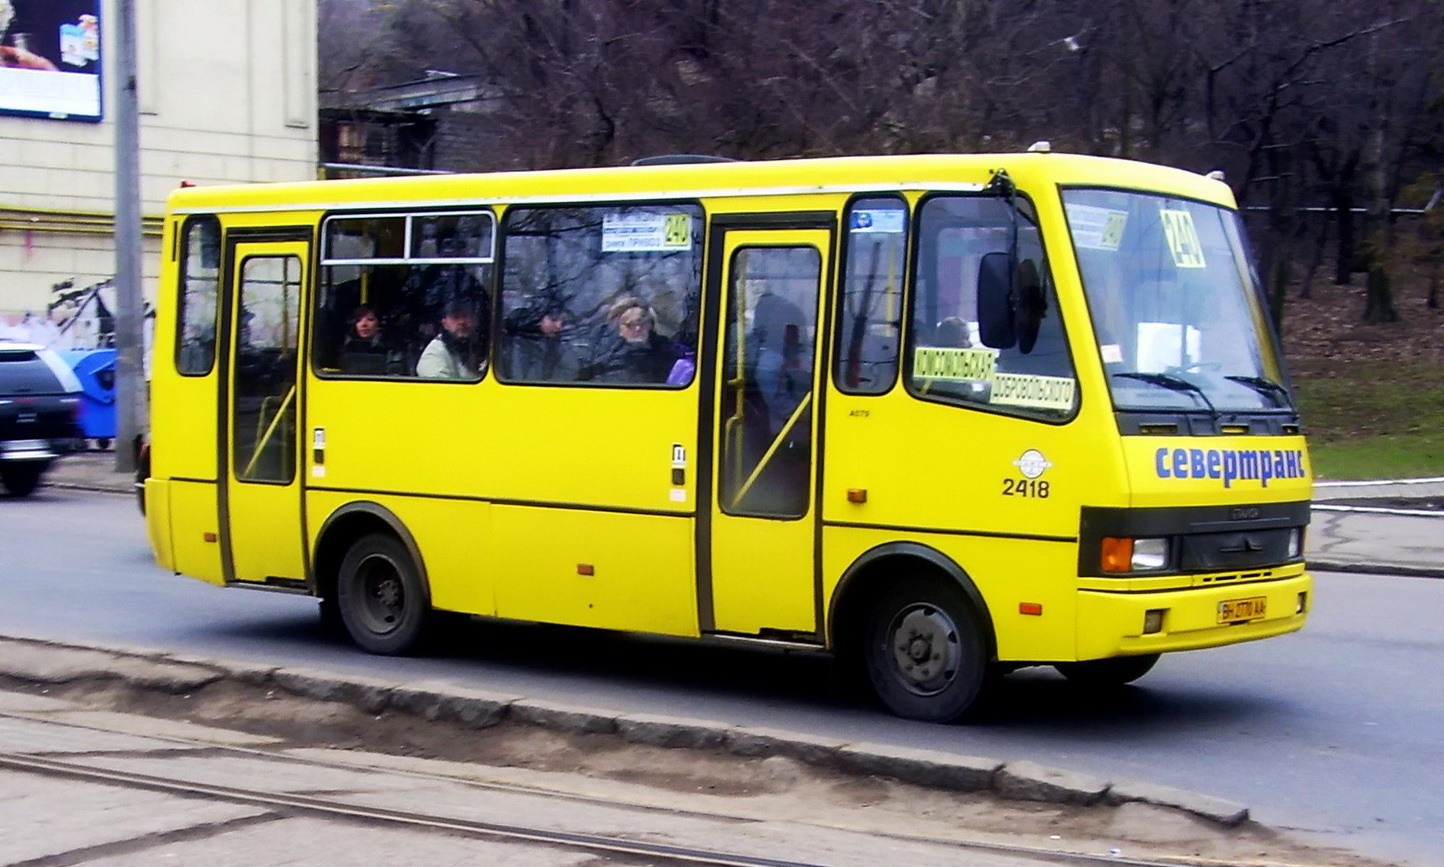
[1064,188,1290,414]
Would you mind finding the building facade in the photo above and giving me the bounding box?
[0,0,316,345]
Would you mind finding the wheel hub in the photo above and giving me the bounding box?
[358,555,404,632]
[375,577,402,613]
[888,604,961,695]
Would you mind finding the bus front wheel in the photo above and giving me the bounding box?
[1054,653,1160,686]
[863,578,990,723]
[336,533,430,655]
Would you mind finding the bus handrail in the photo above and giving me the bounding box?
[242,385,295,480]
[731,391,811,509]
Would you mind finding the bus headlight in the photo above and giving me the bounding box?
[1287,527,1304,560]
[1131,537,1169,570]
[1101,536,1170,574]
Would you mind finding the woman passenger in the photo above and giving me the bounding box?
[585,296,683,383]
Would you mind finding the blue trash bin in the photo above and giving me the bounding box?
[59,349,117,446]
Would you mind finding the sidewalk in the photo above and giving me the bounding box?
[38,451,1444,578]
[42,449,135,495]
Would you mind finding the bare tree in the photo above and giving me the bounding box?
[317,0,396,99]
[322,0,1444,328]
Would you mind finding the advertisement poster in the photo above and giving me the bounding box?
[0,0,102,121]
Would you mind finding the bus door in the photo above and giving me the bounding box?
[220,238,309,586]
[705,226,831,637]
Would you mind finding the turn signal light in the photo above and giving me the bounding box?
[1101,536,1169,574]
[1101,537,1134,574]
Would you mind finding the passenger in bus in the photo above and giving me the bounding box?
[504,294,575,381]
[339,304,391,375]
[934,316,972,348]
[749,291,811,438]
[416,297,482,379]
[400,234,490,342]
[584,296,683,384]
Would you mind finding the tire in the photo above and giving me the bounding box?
[134,440,151,516]
[336,533,431,655]
[1,463,45,498]
[317,596,345,637]
[1053,653,1160,686]
[863,577,991,722]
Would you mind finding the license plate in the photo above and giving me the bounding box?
[1218,596,1267,624]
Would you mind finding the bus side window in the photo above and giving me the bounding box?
[175,216,221,376]
[315,212,494,380]
[498,203,704,387]
[835,196,906,395]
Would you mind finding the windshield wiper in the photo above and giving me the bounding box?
[1225,375,1292,406]
[1112,371,1219,418]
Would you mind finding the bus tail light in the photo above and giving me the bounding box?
[1101,536,1169,574]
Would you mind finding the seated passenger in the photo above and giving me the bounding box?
[504,294,576,382]
[416,298,482,379]
[341,304,389,374]
[584,296,683,384]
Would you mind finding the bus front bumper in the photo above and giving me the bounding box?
[1074,571,1312,660]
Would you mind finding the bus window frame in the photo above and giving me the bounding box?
[903,189,1080,425]
[495,199,707,390]
[313,207,498,383]
[320,209,497,266]
[833,193,911,398]
[174,214,223,378]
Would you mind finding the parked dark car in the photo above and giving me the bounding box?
[0,341,84,497]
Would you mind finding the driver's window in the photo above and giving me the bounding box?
[909,195,1076,421]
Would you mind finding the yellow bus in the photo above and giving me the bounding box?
[142,149,1312,721]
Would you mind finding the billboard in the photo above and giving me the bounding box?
[0,0,102,121]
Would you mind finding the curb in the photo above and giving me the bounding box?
[1306,559,1444,579]
[39,476,133,495]
[0,633,1251,828]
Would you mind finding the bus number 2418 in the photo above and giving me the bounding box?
[1002,478,1050,498]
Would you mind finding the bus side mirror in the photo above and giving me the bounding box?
[977,252,1047,353]
[1015,258,1046,354]
[977,252,1017,349]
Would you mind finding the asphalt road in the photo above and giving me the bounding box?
[2,487,1441,866]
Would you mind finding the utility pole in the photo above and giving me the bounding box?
[113,0,146,473]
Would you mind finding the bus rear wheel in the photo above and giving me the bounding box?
[336,533,430,655]
[1053,653,1160,686]
[863,578,990,723]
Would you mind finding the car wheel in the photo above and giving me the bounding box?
[0,463,45,497]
